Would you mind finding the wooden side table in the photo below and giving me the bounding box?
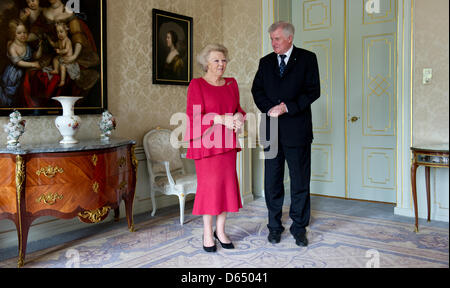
[410,144,449,232]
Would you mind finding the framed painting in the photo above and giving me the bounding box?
[152,9,193,86]
[0,0,107,116]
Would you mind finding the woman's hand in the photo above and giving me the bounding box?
[214,115,233,130]
[233,113,244,133]
[214,114,244,132]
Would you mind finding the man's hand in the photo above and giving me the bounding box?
[268,102,287,117]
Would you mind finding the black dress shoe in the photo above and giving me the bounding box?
[267,231,281,244]
[293,232,308,247]
[203,236,217,252]
[214,231,234,249]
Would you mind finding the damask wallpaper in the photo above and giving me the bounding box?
[0,0,261,147]
[4,0,446,148]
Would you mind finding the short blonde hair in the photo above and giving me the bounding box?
[196,44,229,72]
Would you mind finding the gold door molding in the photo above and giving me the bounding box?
[363,33,396,136]
[305,39,333,134]
[363,0,397,24]
[303,0,332,31]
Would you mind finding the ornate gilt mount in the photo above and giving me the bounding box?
[119,180,127,190]
[15,155,25,268]
[131,145,138,173]
[78,206,111,223]
[91,154,98,166]
[92,181,100,193]
[36,165,64,178]
[36,193,64,205]
[117,156,126,168]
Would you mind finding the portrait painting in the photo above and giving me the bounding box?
[0,0,107,116]
[152,9,193,86]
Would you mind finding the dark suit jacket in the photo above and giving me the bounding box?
[252,46,320,147]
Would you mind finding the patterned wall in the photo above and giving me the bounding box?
[223,0,262,115]
[106,0,224,146]
[0,0,447,149]
[0,0,261,147]
[413,0,449,145]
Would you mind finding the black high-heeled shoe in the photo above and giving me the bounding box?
[203,236,217,253]
[214,231,235,249]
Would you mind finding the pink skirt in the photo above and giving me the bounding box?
[192,149,242,215]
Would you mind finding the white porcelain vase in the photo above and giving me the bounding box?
[53,96,82,144]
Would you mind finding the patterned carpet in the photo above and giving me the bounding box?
[0,198,448,268]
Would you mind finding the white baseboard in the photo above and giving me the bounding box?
[394,207,449,223]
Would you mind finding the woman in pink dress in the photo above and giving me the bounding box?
[185,44,246,252]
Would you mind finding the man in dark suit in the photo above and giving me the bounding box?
[251,21,320,247]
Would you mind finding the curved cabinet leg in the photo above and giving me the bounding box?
[16,219,31,268]
[15,154,28,267]
[425,167,431,222]
[411,162,419,232]
[127,145,137,232]
[124,197,135,232]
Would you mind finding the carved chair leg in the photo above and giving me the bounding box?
[151,189,157,217]
[179,194,186,225]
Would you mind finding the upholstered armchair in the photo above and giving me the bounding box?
[143,128,196,225]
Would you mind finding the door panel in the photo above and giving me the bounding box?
[290,0,397,203]
[292,0,346,197]
[348,0,397,202]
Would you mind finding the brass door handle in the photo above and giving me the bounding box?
[350,116,360,123]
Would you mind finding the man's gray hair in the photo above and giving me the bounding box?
[268,21,295,38]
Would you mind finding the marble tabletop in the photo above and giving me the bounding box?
[411,143,449,153]
[0,138,136,155]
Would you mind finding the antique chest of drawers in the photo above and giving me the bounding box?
[0,139,137,267]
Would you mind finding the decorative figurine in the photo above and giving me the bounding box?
[4,110,26,148]
[99,110,116,141]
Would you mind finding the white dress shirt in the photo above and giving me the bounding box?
[269,45,294,116]
[277,45,294,66]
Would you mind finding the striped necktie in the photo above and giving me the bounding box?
[279,54,287,77]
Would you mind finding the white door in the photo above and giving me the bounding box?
[347,0,397,203]
[290,0,397,203]
[292,0,346,198]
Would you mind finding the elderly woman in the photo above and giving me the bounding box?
[185,44,246,252]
